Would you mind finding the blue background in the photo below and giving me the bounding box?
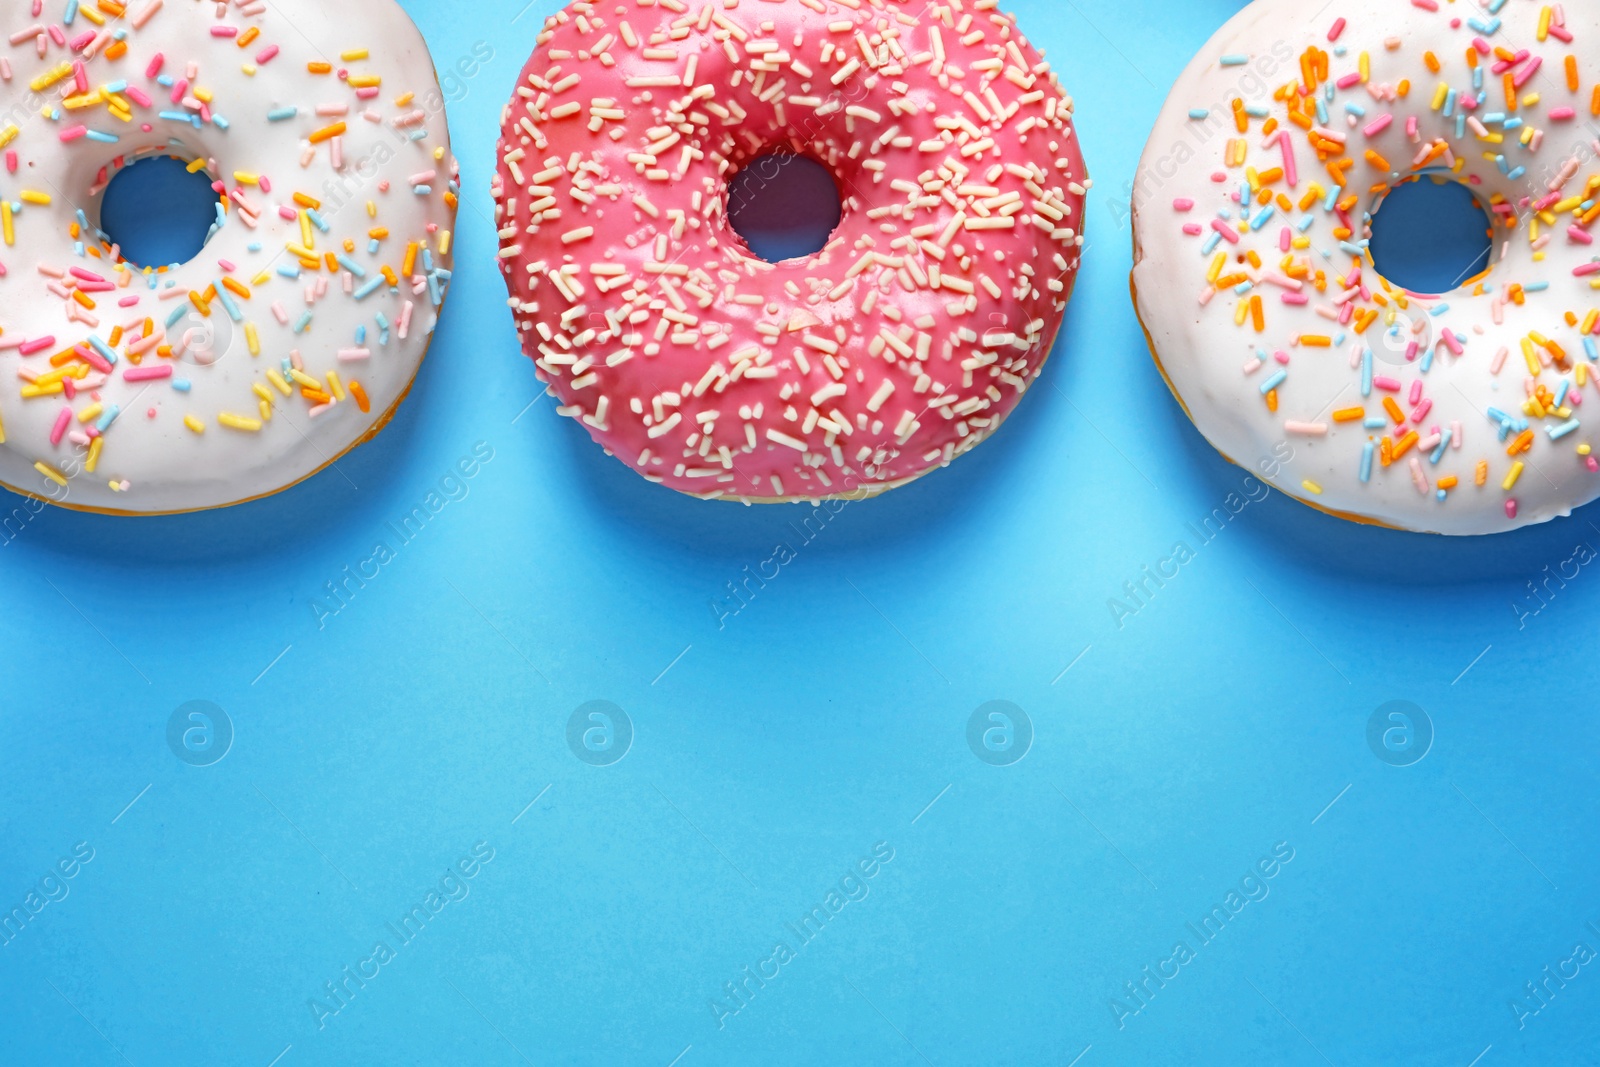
[4,1,1599,1065]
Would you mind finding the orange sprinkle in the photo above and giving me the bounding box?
[1364,149,1391,172]
[1299,335,1332,347]
[1250,294,1264,332]
[1475,460,1489,486]
[1266,389,1279,413]
[1423,51,1440,73]
[1437,475,1459,490]
[221,276,251,299]
[1383,396,1406,424]
[1332,407,1365,422]
[1391,430,1419,461]
[308,121,346,144]
[349,380,370,413]
[293,192,322,209]
[1567,55,1580,93]
[308,62,333,74]
[1508,429,1535,455]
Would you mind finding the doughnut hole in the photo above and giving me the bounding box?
[1367,174,1494,296]
[726,152,843,263]
[99,154,221,270]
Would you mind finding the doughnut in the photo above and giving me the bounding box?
[494,0,1088,501]
[0,0,458,514]
[1133,0,1600,534]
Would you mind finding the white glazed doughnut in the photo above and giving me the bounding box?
[493,0,1088,502]
[0,0,458,514]
[1133,0,1600,534]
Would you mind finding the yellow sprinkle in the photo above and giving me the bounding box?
[347,75,381,89]
[1502,461,1524,491]
[299,210,314,250]
[85,436,101,473]
[0,406,5,443]
[366,200,376,218]
[186,157,208,173]
[233,171,260,185]
[326,370,346,402]
[77,402,103,424]
[1579,443,1592,456]
[30,63,72,93]
[33,461,67,486]
[1302,479,1323,495]
[243,322,260,357]
[218,412,262,432]
[438,230,452,257]
[340,49,369,61]
[258,398,273,423]
[2,201,13,247]
[0,125,18,150]
[266,368,292,395]
[19,190,50,205]
[183,414,205,433]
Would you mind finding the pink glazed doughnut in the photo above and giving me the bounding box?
[493,0,1088,501]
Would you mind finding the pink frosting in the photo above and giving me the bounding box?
[494,0,1087,500]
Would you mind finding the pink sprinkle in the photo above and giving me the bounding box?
[69,267,106,283]
[209,26,237,37]
[1441,332,1463,356]
[1210,172,1227,183]
[1373,375,1402,392]
[75,345,111,374]
[1451,420,1462,449]
[1573,262,1600,277]
[125,86,152,107]
[123,365,172,382]
[256,45,279,64]
[49,406,70,446]
[1411,0,1438,10]
[1408,380,1423,404]
[1172,198,1194,211]
[4,151,14,173]
[1513,56,1543,90]
[118,296,140,307]
[170,77,187,105]
[1549,25,1573,43]
[1210,219,1240,244]
[18,336,54,355]
[1182,223,1203,236]
[1550,107,1576,121]
[1279,227,1292,253]
[1335,72,1362,90]
[1281,292,1309,305]
[1328,17,1346,41]
[1363,114,1393,138]
[145,53,163,78]
[58,125,87,142]
[1471,37,1491,56]
[71,59,87,94]
[1569,226,1593,244]
[1274,350,1291,365]
[1278,131,1298,187]
[1505,500,1518,519]
[1406,115,1418,138]
[1411,399,1434,423]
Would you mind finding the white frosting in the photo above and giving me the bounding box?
[1133,0,1600,534]
[0,0,457,513]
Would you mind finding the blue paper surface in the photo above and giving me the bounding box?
[3,1,1598,1064]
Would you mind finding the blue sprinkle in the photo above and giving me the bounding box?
[65,0,78,25]
[104,80,126,94]
[355,325,367,344]
[1507,165,1525,181]
[1259,369,1287,395]
[88,335,118,365]
[1220,54,1248,66]
[411,184,432,195]
[1555,379,1571,407]
[1430,429,1452,464]
[215,288,243,322]
[1467,16,1501,35]
[164,303,189,328]
[334,253,366,278]
[1436,489,1448,502]
[1523,280,1549,292]
[1324,185,1342,212]
[1361,348,1374,397]
[1344,102,1366,118]
[172,379,191,392]
[1363,417,1387,431]
[267,106,298,121]
[1548,419,1581,440]
[1584,337,1598,361]
[1360,441,1374,483]
[95,404,120,432]
[1201,231,1222,255]
[1250,205,1276,231]
[1188,108,1210,120]
[1428,303,1450,317]
[276,262,302,279]
[353,276,385,300]
[293,311,312,333]
[85,130,119,143]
